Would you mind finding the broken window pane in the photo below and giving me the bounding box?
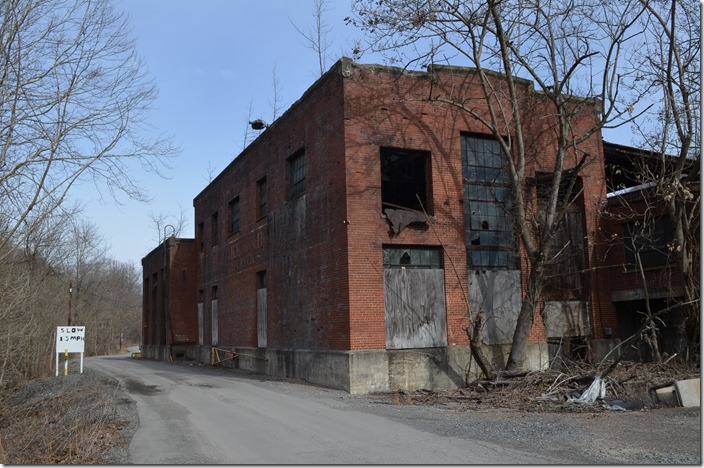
[461,134,516,270]
[383,246,442,269]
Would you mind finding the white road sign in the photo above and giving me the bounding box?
[56,326,86,353]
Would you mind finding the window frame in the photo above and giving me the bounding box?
[288,150,306,199]
[380,147,432,213]
[257,177,267,218]
[211,211,219,246]
[229,196,240,234]
[382,245,443,269]
[461,134,517,270]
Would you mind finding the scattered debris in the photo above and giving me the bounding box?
[376,361,699,413]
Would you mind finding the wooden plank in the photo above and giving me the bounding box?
[257,288,267,348]
[197,303,204,346]
[211,299,218,347]
[384,268,448,349]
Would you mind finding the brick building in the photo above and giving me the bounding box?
[598,142,695,360]
[141,237,198,360]
[174,58,619,393]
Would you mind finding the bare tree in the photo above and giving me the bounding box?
[0,0,173,263]
[270,63,284,121]
[240,98,257,152]
[0,215,141,398]
[628,0,700,361]
[292,0,333,77]
[148,205,189,244]
[349,0,649,371]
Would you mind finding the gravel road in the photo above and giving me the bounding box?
[3,354,700,464]
[237,368,701,464]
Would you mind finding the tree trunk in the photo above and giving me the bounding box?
[505,266,543,370]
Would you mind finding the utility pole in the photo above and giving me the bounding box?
[68,281,73,326]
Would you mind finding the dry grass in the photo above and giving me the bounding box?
[0,372,135,464]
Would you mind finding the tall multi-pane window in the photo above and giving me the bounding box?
[257,177,267,218]
[289,150,305,198]
[229,196,240,233]
[461,134,516,269]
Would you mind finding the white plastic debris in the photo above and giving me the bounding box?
[567,376,605,405]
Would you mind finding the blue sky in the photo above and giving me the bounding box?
[73,0,633,268]
[74,0,363,266]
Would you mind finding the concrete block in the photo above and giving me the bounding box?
[654,386,678,407]
[675,378,701,407]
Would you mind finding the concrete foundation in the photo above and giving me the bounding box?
[141,343,198,361]
[187,342,549,394]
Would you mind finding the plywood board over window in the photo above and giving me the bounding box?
[257,270,267,348]
[211,285,218,347]
[383,247,447,349]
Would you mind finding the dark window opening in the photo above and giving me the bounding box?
[211,212,219,245]
[257,270,267,289]
[624,216,673,269]
[381,148,431,212]
[535,173,586,300]
[198,222,204,252]
[289,150,306,199]
[461,134,516,270]
[534,170,583,209]
[229,196,240,234]
[257,177,267,218]
[383,246,443,269]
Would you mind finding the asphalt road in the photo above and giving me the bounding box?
[86,352,568,464]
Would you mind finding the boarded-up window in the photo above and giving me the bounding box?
[211,285,218,347]
[197,303,204,346]
[257,270,267,348]
[383,246,447,349]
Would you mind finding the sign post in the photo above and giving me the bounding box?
[55,326,85,377]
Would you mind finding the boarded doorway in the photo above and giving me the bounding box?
[383,246,447,349]
[257,270,267,348]
[211,285,218,347]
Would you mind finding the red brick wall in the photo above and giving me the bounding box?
[142,238,197,346]
[168,239,198,344]
[193,63,351,350]
[342,63,608,349]
[597,195,681,337]
[193,58,610,353]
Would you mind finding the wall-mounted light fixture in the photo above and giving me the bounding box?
[249,119,268,130]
